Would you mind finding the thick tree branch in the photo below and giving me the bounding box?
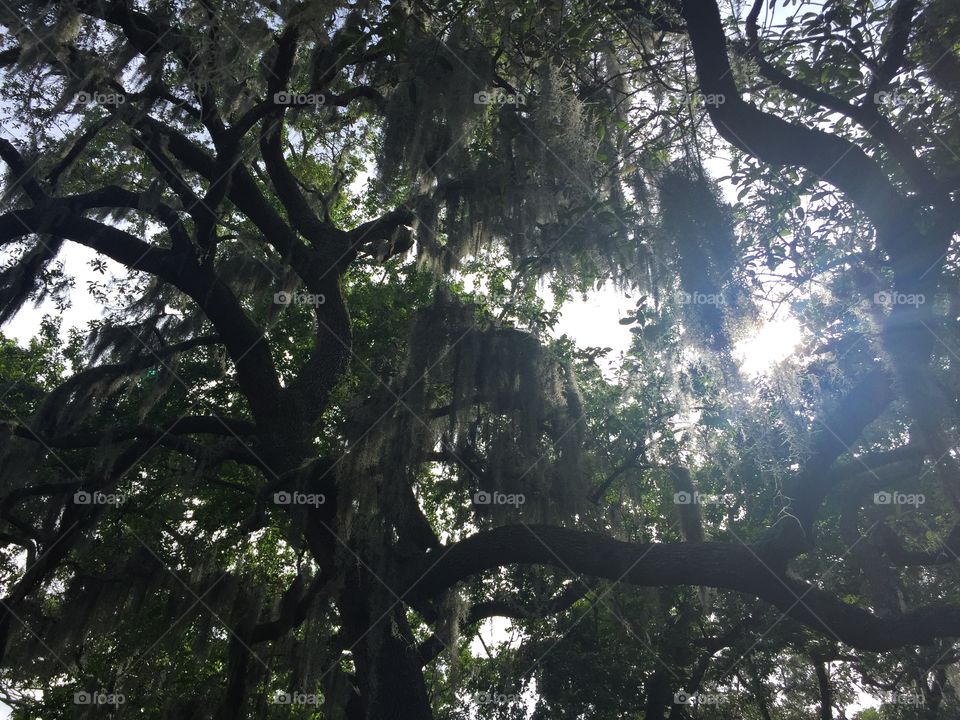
[868,0,920,97]
[0,207,283,424]
[682,0,960,514]
[409,524,960,651]
[760,367,894,557]
[741,0,937,195]
[680,0,923,261]
[258,27,341,251]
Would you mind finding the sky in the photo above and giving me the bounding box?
[1,241,804,375]
[551,278,804,377]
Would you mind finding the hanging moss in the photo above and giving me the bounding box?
[338,288,587,547]
[656,160,748,358]
[382,48,639,279]
[379,23,491,188]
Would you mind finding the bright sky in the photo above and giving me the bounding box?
[550,278,803,377]
[1,243,804,378]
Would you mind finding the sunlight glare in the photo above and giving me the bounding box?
[734,316,804,376]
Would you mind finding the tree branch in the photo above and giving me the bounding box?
[409,524,960,651]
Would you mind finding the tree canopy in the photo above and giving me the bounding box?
[0,0,959,718]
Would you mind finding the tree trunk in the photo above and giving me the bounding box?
[815,660,833,720]
[338,568,433,720]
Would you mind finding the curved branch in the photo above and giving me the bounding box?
[760,367,894,556]
[1,414,255,449]
[868,0,920,97]
[409,524,960,651]
[258,28,340,250]
[679,0,922,261]
[0,207,283,424]
[741,0,937,195]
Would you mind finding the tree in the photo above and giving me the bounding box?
[0,0,958,718]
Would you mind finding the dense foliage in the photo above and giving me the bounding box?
[0,0,959,718]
